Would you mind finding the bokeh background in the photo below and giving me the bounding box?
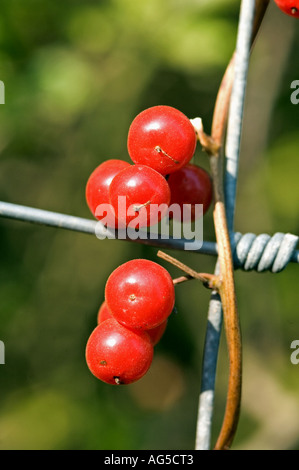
[0,0,298,450]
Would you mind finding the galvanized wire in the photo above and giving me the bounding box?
[0,200,216,254]
[0,201,298,268]
[0,190,298,277]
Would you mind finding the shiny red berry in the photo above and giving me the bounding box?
[85,318,154,385]
[85,159,130,227]
[97,301,168,346]
[127,106,197,175]
[167,164,213,222]
[105,259,175,330]
[273,0,299,17]
[97,301,112,324]
[146,319,168,346]
[109,164,171,228]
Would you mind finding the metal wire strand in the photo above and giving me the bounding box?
[0,200,216,254]
[0,201,298,268]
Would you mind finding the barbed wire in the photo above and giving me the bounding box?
[233,231,299,272]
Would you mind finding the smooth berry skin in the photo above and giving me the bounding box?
[97,301,113,324]
[273,0,299,17]
[86,318,154,385]
[85,159,130,227]
[105,259,175,330]
[146,319,168,346]
[167,164,213,222]
[109,164,171,228]
[127,106,197,175]
[97,301,168,346]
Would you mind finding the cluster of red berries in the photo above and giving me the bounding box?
[85,259,175,385]
[85,105,213,228]
[84,105,213,385]
[273,0,299,17]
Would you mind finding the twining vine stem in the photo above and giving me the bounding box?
[194,0,270,450]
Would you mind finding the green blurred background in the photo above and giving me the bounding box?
[0,0,298,450]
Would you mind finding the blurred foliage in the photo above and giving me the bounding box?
[0,0,298,450]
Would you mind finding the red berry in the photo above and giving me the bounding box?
[146,319,168,346]
[97,301,168,346]
[109,164,171,228]
[85,159,130,227]
[86,318,154,385]
[167,164,213,222]
[127,106,197,175]
[273,0,299,16]
[97,301,112,324]
[105,259,175,330]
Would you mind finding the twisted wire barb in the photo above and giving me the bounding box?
[233,232,299,273]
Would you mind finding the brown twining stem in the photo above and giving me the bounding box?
[199,0,270,451]
[155,145,180,164]
[157,250,220,290]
